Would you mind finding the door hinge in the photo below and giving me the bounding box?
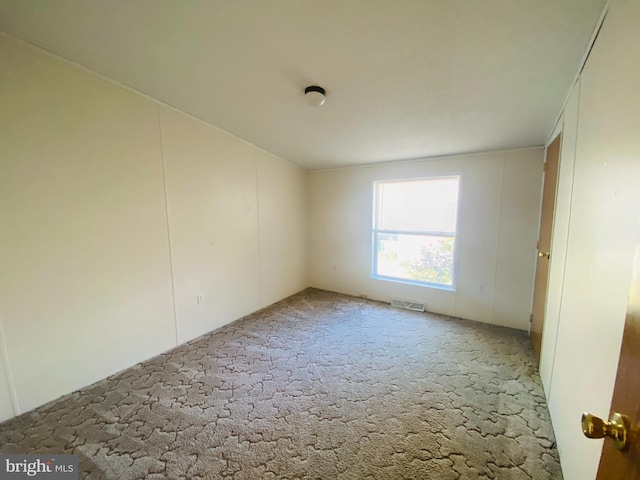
[543,162,547,172]
[530,314,533,324]
[536,240,540,250]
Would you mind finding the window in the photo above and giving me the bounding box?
[372,176,460,289]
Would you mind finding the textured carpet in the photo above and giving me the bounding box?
[0,288,561,479]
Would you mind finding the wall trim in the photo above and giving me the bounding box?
[157,106,180,348]
[0,314,20,416]
[309,146,545,174]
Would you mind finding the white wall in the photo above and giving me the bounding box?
[160,107,308,343]
[256,149,308,307]
[539,0,640,478]
[0,34,307,421]
[308,148,543,330]
[0,36,177,415]
[160,107,262,344]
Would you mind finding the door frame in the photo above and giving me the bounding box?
[530,133,562,363]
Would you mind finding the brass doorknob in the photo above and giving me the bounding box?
[582,412,630,451]
[538,251,551,259]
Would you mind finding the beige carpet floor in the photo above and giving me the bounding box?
[0,288,562,479]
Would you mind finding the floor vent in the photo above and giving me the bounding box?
[391,298,426,312]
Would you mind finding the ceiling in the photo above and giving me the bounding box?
[0,0,606,170]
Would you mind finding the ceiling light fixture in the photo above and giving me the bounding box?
[304,85,326,107]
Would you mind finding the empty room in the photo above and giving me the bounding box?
[1,1,639,479]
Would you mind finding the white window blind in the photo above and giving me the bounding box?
[376,178,459,233]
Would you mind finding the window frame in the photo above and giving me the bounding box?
[371,176,461,291]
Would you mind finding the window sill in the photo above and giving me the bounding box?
[371,274,455,292]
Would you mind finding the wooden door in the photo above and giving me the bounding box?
[530,134,561,363]
[594,234,640,478]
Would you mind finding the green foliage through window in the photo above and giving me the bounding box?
[401,237,454,286]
